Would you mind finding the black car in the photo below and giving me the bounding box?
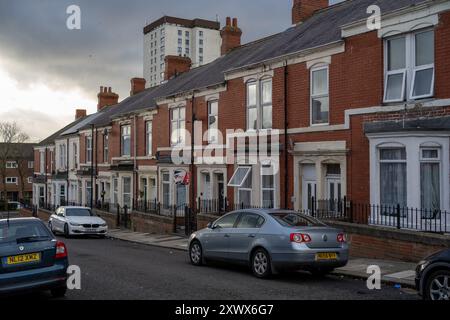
[0,218,69,297]
[416,248,450,301]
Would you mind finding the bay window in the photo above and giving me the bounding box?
[146,121,152,156]
[228,166,252,207]
[384,29,434,102]
[246,78,272,130]
[207,100,219,144]
[170,107,186,146]
[121,125,131,157]
[311,66,329,125]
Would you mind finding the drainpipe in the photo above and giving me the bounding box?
[90,124,95,209]
[66,138,70,204]
[284,62,289,209]
[190,92,196,213]
[44,147,48,208]
[133,115,138,206]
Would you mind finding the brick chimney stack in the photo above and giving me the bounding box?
[164,55,192,81]
[130,77,146,96]
[220,17,242,55]
[75,109,87,120]
[292,0,328,25]
[97,86,119,111]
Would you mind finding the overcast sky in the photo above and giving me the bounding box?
[0,0,293,142]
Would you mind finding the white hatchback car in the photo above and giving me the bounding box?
[49,206,108,238]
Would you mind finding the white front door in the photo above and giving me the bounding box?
[301,164,317,212]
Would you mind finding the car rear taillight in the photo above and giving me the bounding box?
[337,233,347,243]
[55,241,68,259]
[290,233,312,243]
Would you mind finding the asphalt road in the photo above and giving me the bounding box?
[11,236,419,300]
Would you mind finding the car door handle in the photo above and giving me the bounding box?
[248,234,256,238]
[224,234,230,238]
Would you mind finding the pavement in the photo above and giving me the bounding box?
[107,229,418,288]
[7,236,418,300]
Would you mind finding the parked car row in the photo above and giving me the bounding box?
[0,206,448,300]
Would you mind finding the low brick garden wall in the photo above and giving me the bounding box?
[327,221,450,263]
[130,212,174,234]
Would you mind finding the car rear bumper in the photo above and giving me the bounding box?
[0,262,68,295]
[271,249,349,270]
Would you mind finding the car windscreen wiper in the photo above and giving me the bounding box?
[16,236,51,243]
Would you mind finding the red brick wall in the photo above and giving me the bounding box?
[435,11,450,99]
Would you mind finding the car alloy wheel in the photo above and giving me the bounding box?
[252,249,271,278]
[190,241,202,266]
[428,271,450,301]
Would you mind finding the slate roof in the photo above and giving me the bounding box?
[38,116,87,146]
[43,0,431,142]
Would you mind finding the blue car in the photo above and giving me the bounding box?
[0,218,69,297]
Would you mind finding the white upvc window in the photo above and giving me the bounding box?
[228,166,252,207]
[146,121,152,156]
[27,177,33,184]
[246,78,273,131]
[59,144,66,170]
[103,134,109,162]
[73,143,78,169]
[28,161,34,169]
[170,106,186,146]
[39,151,45,174]
[379,148,407,208]
[310,65,329,125]
[162,171,171,209]
[121,125,131,157]
[86,136,93,163]
[6,161,18,169]
[420,148,441,215]
[6,177,18,184]
[207,100,219,144]
[384,29,434,103]
[261,165,275,208]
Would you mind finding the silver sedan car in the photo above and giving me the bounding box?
[188,209,349,278]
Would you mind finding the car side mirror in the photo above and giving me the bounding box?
[207,222,213,229]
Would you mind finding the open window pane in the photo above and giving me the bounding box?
[311,97,329,124]
[228,167,251,187]
[385,72,405,101]
[415,31,434,66]
[412,68,434,98]
[387,37,406,71]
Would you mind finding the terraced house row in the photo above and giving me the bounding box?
[33,0,450,232]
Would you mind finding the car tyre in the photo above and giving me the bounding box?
[50,286,67,298]
[48,221,55,234]
[64,224,70,238]
[189,241,203,266]
[424,269,450,301]
[251,248,272,279]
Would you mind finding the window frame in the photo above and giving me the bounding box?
[419,147,442,212]
[310,65,330,126]
[6,161,18,169]
[383,29,435,103]
[260,165,275,209]
[170,106,186,146]
[86,136,93,164]
[145,121,153,156]
[121,124,131,157]
[6,177,18,184]
[103,133,109,163]
[207,100,219,144]
[246,78,273,131]
[228,166,252,188]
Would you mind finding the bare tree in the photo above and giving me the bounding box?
[0,122,30,210]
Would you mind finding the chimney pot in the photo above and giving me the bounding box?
[164,55,192,81]
[130,77,146,96]
[97,86,119,111]
[75,109,87,120]
[221,16,242,55]
[292,0,328,25]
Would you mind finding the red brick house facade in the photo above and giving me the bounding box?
[33,0,450,231]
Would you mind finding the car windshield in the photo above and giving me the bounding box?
[270,212,325,227]
[66,208,93,217]
[0,220,52,244]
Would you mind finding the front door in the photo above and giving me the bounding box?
[301,164,317,212]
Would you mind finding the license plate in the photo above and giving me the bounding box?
[315,253,338,261]
[85,229,97,233]
[7,253,41,265]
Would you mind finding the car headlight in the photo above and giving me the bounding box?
[70,222,81,227]
[100,223,107,227]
